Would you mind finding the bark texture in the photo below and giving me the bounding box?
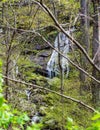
[92,0,100,107]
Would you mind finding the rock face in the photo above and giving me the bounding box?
[29,43,51,77]
[34,44,50,50]
[23,28,75,77]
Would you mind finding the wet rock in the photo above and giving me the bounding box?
[34,44,50,50]
[30,50,51,76]
[31,112,42,123]
[38,51,51,57]
[34,68,48,77]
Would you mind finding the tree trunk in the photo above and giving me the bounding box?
[80,0,90,93]
[92,0,100,107]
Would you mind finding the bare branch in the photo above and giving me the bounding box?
[1,25,100,84]
[36,32,100,84]
[2,74,96,112]
[32,0,100,72]
[92,40,100,61]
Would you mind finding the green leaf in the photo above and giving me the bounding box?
[2,103,10,110]
[92,113,100,120]
[67,117,73,124]
[0,93,4,107]
[23,114,30,121]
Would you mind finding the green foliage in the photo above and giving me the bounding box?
[27,123,43,130]
[43,76,94,129]
[48,77,60,90]
[0,0,100,130]
[64,112,100,130]
[0,60,42,130]
[1,0,19,3]
[0,74,29,129]
[65,117,79,130]
[86,112,100,130]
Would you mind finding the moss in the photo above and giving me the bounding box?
[40,74,93,129]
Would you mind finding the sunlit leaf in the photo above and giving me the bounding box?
[0,93,4,107]
[92,113,100,120]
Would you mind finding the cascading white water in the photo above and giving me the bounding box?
[31,112,42,123]
[47,29,74,78]
[46,33,61,78]
[25,90,31,100]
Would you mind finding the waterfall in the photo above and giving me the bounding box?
[0,28,3,33]
[25,90,31,100]
[46,34,60,78]
[47,29,74,78]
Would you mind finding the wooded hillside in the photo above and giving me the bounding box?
[0,0,100,130]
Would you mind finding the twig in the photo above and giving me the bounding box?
[1,25,100,84]
[2,74,96,112]
[32,0,100,73]
[36,32,100,84]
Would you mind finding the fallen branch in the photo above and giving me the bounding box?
[2,74,96,112]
